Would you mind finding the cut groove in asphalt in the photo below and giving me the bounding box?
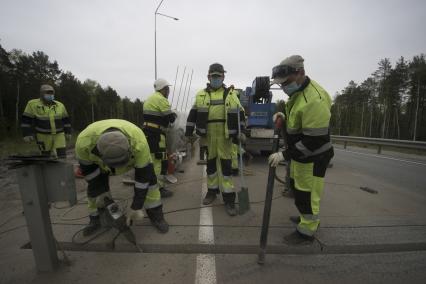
[22,242,426,255]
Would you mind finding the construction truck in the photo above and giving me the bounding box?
[240,76,284,155]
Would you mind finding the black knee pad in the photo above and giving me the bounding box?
[87,173,110,198]
[56,147,66,158]
[207,158,217,175]
[220,159,232,176]
[293,188,313,214]
[161,159,168,175]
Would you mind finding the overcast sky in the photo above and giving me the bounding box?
[1,0,425,109]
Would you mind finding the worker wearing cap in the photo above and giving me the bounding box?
[185,63,245,216]
[143,78,177,198]
[21,84,72,158]
[76,119,169,236]
[268,55,334,245]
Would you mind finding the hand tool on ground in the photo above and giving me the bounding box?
[237,105,250,215]
[98,197,142,252]
[257,115,284,264]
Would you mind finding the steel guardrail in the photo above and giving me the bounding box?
[331,135,426,154]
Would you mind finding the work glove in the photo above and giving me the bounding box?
[65,134,72,141]
[237,133,246,143]
[272,112,285,123]
[23,136,34,143]
[95,192,113,208]
[268,151,285,167]
[126,209,145,226]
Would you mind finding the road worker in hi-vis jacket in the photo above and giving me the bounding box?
[76,119,169,236]
[185,63,245,216]
[142,78,177,198]
[21,84,71,158]
[268,55,334,245]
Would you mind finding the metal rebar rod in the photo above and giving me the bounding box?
[180,72,190,111]
[170,65,179,106]
[184,69,194,113]
[175,66,186,109]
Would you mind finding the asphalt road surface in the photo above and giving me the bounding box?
[1,145,426,284]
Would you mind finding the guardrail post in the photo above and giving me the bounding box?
[17,164,59,272]
[377,145,382,154]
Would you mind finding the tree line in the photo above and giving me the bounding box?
[330,55,426,141]
[0,42,144,139]
[1,42,425,142]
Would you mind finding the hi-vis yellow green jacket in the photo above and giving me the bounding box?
[284,77,333,163]
[21,99,71,136]
[76,119,160,210]
[185,85,245,138]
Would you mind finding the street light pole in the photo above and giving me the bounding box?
[154,0,178,80]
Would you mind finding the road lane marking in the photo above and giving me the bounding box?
[335,148,426,166]
[195,166,217,284]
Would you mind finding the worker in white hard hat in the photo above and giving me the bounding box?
[142,78,177,198]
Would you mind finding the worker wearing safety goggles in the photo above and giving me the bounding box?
[268,55,334,245]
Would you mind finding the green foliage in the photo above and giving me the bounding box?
[0,42,144,139]
[331,55,426,141]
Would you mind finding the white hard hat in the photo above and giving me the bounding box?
[154,78,171,91]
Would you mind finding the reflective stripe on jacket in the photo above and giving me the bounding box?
[285,77,333,162]
[143,92,175,131]
[185,85,245,138]
[21,99,71,136]
[75,119,158,210]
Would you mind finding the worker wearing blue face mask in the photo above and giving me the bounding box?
[21,84,72,158]
[268,55,334,245]
[185,63,246,216]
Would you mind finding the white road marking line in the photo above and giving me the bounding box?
[195,166,217,284]
[335,148,426,166]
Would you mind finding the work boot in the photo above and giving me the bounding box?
[146,205,169,233]
[82,215,101,236]
[224,203,237,216]
[222,192,237,216]
[160,187,173,198]
[203,190,218,205]
[289,216,301,224]
[283,230,314,245]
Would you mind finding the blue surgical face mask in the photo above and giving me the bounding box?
[43,94,55,101]
[281,81,300,95]
[210,78,223,89]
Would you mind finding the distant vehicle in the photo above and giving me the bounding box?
[241,77,284,155]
